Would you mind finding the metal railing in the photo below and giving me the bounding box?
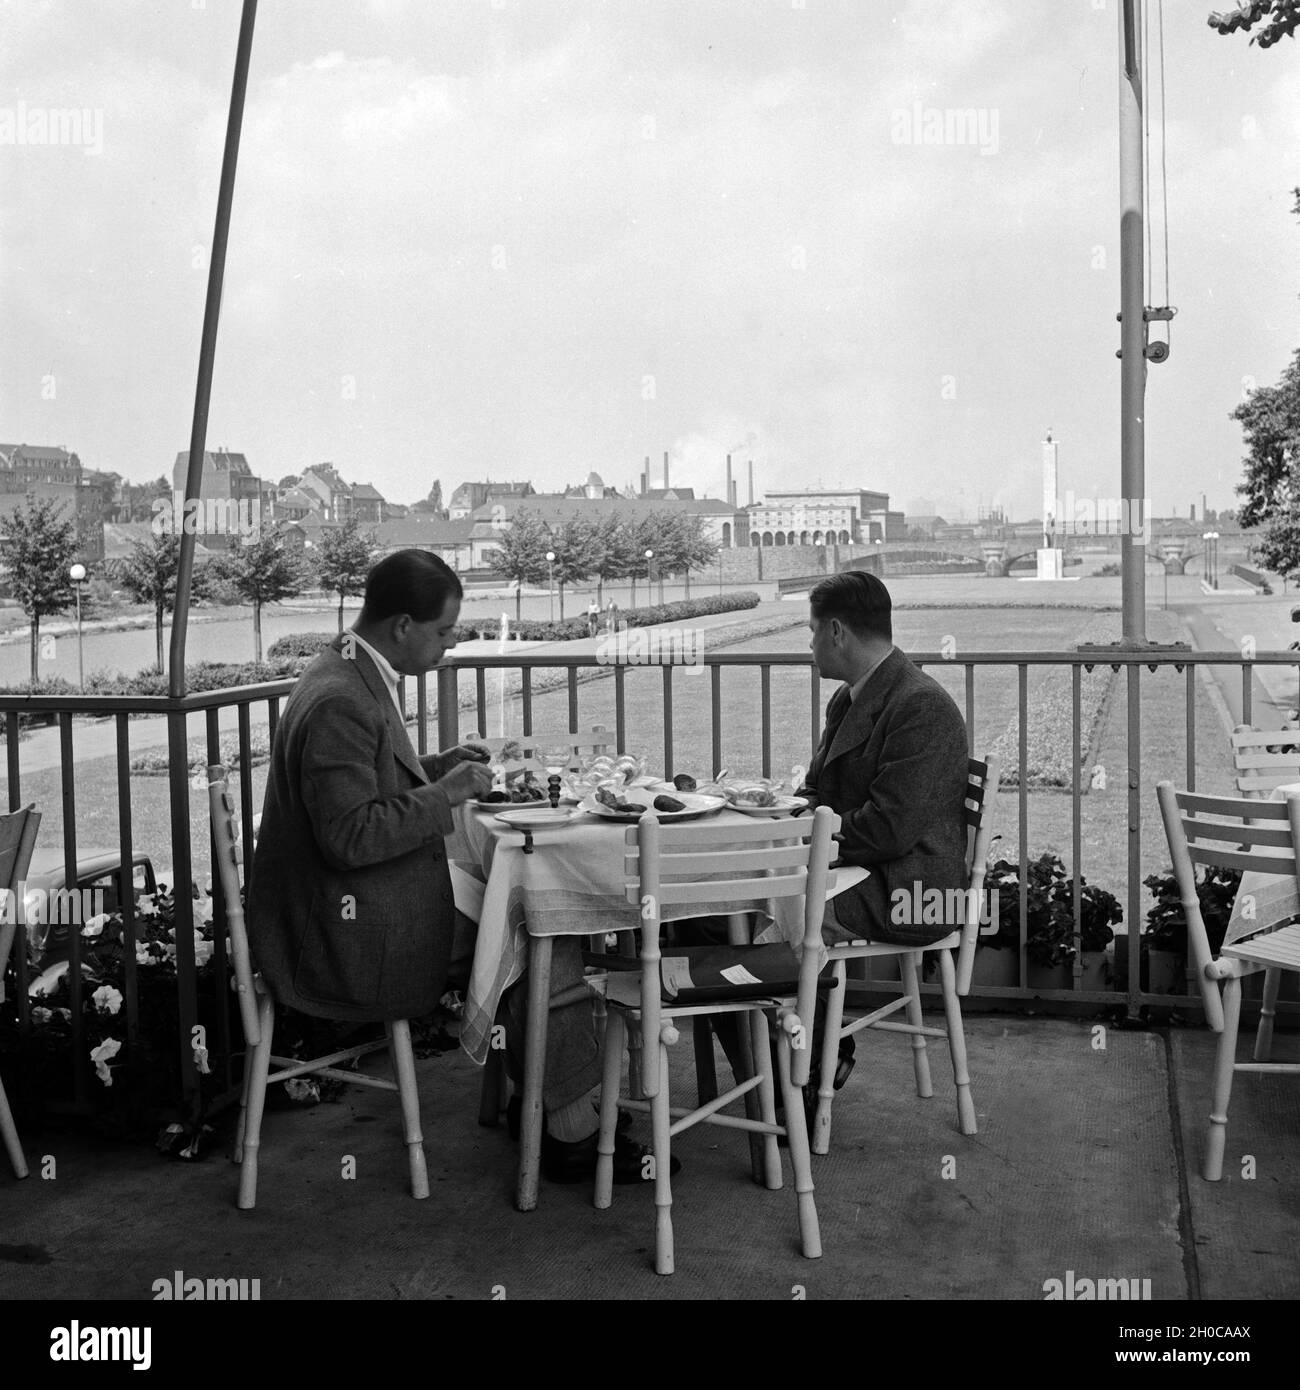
[3,646,1298,1119]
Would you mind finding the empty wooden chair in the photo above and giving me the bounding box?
[0,804,41,1179]
[1156,781,1300,1181]
[811,756,999,1153]
[596,805,839,1274]
[207,766,428,1209]
[1230,723,1300,797]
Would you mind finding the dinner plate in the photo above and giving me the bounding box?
[728,795,809,817]
[579,790,727,822]
[492,807,578,828]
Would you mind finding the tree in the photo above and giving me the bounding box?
[112,530,213,674]
[484,509,551,620]
[1234,348,1300,576]
[213,526,310,663]
[548,517,600,620]
[587,512,639,604]
[428,479,443,515]
[314,514,378,633]
[1207,2,1299,47]
[0,494,78,684]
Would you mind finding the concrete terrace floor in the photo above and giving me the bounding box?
[1,1014,1297,1303]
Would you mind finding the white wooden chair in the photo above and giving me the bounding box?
[1230,723,1300,797]
[596,805,839,1275]
[0,804,41,1180]
[811,755,999,1153]
[1156,781,1300,1181]
[207,766,429,1209]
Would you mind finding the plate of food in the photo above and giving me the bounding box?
[493,806,579,829]
[727,791,810,817]
[475,770,559,807]
[579,786,726,822]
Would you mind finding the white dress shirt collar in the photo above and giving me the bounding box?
[349,631,403,718]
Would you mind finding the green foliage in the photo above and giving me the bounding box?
[1207,2,1300,47]
[209,527,310,663]
[0,493,80,684]
[313,515,378,632]
[985,852,1124,965]
[1143,865,1241,954]
[109,531,216,673]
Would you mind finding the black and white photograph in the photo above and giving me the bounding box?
[1,0,1297,1346]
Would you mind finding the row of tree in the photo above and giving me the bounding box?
[0,498,378,681]
[486,509,717,618]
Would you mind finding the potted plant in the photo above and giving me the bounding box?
[1141,865,1239,997]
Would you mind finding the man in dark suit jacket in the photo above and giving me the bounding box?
[248,549,660,1183]
[799,570,969,947]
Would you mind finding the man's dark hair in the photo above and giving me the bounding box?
[360,549,462,624]
[808,570,892,641]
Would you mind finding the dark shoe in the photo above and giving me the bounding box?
[506,1095,631,1141]
[541,1129,682,1185]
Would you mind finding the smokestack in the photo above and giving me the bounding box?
[730,479,737,509]
[663,450,669,492]
[748,459,754,506]
[642,456,649,497]
[725,454,732,509]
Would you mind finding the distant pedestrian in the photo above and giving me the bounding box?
[606,599,619,633]
[587,598,600,637]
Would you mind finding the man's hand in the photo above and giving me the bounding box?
[437,758,495,806]
[446,743,493,767]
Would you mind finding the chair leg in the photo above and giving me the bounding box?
[233,1041,252,1165]
[777,1034,821,1259]
[595,1010,626,1210]
[388,1021,429,1200]
[1253,968,1280,1063]
[693,1017,718,1106]
[899,951,933,1100]
[652,1043,674,1276]
[1204,976,1242,1182]
[938,950,976,1135]
[0,1076,28,1179]
[237,993,276,1210]
[478,1046,505,1127]
[749,1007,783,1190]
[812,961,846,1156]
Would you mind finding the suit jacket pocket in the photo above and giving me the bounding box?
[293,895,388,1010]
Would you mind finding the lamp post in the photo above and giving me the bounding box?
[69,563,87,692]
[645,549,656,608]
[546,550,556,622]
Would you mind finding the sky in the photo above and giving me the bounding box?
[2,0,1299,522]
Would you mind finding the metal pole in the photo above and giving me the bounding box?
[169,0,259,698]
[75,584,83,693]
[1118,0,1147,644]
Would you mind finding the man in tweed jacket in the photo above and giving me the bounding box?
[798,571,969,947]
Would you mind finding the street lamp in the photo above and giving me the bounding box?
[546,550,556,622]
[645,549,657,607]
[69,563,87,692]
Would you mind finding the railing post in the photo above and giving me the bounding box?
[167,708,200,1121]
[436,665,459,750]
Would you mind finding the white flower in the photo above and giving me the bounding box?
[136,894,159,918]
[193,938,214,968]
[81,913,110,938]
[30,1006,53,1026]
[136,944,155,966]
[89,1037,122,1087]
[284,1077,319,1104]
[92,985,123,1016]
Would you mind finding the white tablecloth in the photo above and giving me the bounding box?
[446,805,845,1065]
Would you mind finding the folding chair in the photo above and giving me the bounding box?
[0,804,41,1179]
[1230,723,1300,797]
[207,766,428,1209]
[595,805,839,1275]
[1156,781,1300,1181]
[811,755,999,1153]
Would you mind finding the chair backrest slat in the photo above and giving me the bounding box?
[956,755,1000,995]
[0,805,41,1004]
[1231,723,1300,798]
[207,765,261,1048]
